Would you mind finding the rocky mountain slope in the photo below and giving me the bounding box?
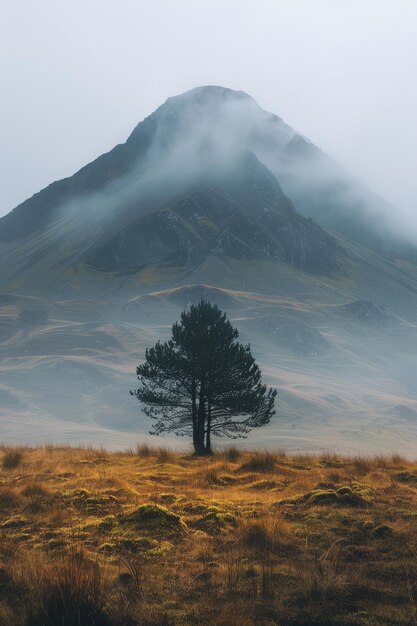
[0,90,346,294]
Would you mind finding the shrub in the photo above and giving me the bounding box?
[2,448,23,469]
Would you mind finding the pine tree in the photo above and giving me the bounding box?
[131,299,277,454]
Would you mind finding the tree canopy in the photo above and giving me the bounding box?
[131,299,277,454]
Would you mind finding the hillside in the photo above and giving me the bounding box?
[0,444,416,625]
[2,269,417,454]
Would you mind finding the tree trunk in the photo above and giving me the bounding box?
[195,373,207,455]
[206,402,212,454]
[191,377,198,453]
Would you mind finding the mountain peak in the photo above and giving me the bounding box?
[164,85,254,105]
[127,85,262,148]
[124,87,298,190]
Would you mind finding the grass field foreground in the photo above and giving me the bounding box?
[0,444,416,625]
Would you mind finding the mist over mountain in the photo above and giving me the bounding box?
[0,85,414,290]
[1,86,417,454]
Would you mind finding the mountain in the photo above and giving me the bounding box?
[0,87,344,294]
[1,85,414,295]
[1,86,417,454]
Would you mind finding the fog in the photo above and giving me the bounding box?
[1,1,417,232]
[2,283,417,455]
[41,84,414,252]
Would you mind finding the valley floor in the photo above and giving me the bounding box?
[0,444,416,625]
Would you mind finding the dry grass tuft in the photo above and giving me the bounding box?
[2,447,24,469]
[136,441,154,457]
[238,515,289,552]
[157,446,176,463]
[351,455,374,476]
[239,451,277,473]
[0,486,20,510]
[20,481,52,512]
[20,550,111,626]
[222,445,241,462]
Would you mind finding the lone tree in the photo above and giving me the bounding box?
[131,299,277,454]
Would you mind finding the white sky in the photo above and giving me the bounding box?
[1,0,416,218]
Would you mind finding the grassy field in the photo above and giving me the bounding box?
[0,444,416,625]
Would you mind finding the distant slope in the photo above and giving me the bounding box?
[1,281,417,454]
[273,134,414,259]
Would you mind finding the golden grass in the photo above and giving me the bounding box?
[0,444,416,624]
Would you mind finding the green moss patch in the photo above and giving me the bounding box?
[194,511,237,534]
[121,503,187,534]
[277,484,371,508]
[58,489,120,513]
[116,537,158,552]
[76,515,118,534]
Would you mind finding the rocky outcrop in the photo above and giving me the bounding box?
[86,151,340,275]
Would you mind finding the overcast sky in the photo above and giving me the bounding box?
[1,1,416,219]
